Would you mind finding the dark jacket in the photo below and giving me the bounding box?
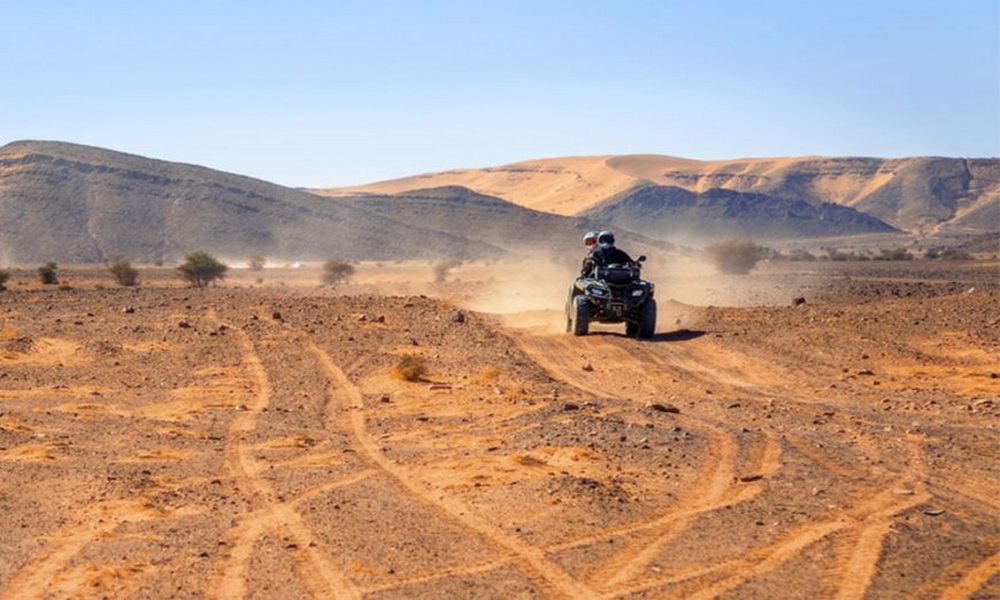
[581,243,633,277]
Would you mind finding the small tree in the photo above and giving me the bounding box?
[38,262,58,285]
[177,251,228,288]
[322,259,355,286]
[108,259,139,287]
[248,254,266,271]
[0,269,9,291]
[704,240,767,275]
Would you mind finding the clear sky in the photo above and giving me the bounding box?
[2,1,998,187]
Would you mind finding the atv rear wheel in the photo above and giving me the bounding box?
[572,295,590,336]
[637,298,657,339]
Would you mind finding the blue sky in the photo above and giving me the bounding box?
[2,1,997,187]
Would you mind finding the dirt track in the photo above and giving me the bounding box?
[1,261,998,598]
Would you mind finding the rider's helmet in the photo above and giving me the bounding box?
[597,231,615,245]
[583,231,598,247]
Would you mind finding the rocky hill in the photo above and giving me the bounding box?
[324,154,1000,238]
[4,141,996,265]
[0,141,602,265]
[582,184,898,242]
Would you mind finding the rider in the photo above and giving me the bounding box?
[580,231,598,270]
[581,230,633,276]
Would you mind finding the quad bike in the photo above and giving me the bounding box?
[566,256,656,339]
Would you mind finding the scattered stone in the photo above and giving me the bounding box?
[562,402,580,411]
[428,384,451,391]
[923,508,946,516]
[452,311,465,323]
[121,306,136,313]
[178,320,191,328]
[272,312,282,321]
[792,297,807,307]
[648,403,680,414]
[738,474,763,482]
[893,489,915,496]
[582,363,594,372]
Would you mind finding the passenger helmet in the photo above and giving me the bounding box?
[583,231,598,247]
[597,231,615,245]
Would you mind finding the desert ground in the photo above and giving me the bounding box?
[0,257,997,599]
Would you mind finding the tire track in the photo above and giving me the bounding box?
[306,339,598,599]
[208,314,361,600]
[511,332,788,593]
[938,549,1000,600]
[611,484,929,599]
[1,500,171,600]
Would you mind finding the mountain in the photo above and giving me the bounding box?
[582,184,898,242]
[4,141,996,266]
[0,141,508,265]
[332,185,667,263]
[320,155,1000,237]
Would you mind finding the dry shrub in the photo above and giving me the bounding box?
[108,259,139,286]
[475,365,502,383]
[393,353,427,382]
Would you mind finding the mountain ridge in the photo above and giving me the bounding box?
[320,154,1000,236]
[2,140,997,265]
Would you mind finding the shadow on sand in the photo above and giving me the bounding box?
[583,329,707,342]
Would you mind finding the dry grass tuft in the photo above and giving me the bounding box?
[393,353,428,382]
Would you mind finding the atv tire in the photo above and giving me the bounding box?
[637,298,657,339]
[572,295,590,336]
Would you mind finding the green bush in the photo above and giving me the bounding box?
[321,259,355,286]
[108,259,139,286]
[37,262,58,285]
[704,240,767,275]
[177,252,228,288]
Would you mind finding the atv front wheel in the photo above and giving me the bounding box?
[637,298,657,339]
[572,295,590,336]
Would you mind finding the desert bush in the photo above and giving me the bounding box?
[433,259,462,284]
[938,249,972,260]
[248,254,266,271]
[107,259,139,286]
[704,240,767,275]
[321,259,355,286]
[780,249,817,261]
[37,262,58,284]
[0,269,8,291]
[875,247,913,261]
[393,353,427,382]
[177,251,228,288]
[926,248,972,260]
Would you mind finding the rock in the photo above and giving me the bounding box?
[792,297,807,307]
[452,311,465,323]
[648,403,680,414]
[582,363,594,372]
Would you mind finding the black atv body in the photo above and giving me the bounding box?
[566,256,656,339]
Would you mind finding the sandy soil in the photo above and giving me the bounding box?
[0,259,998,599]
